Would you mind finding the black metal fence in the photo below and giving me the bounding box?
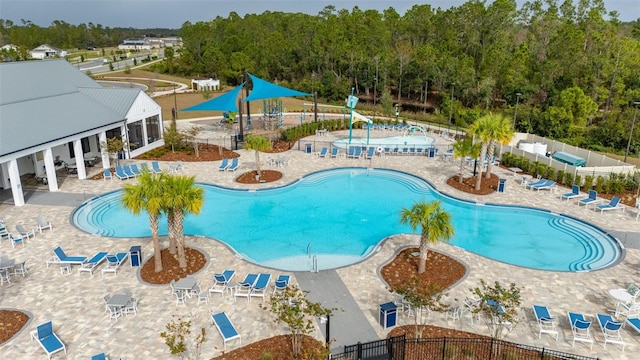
[331,335,599,360]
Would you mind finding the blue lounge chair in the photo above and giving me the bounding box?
[50,246,87,266]
[101,252,128,277]
[561,185,581,201]
[365,147,375,159]
[525,178,547,190]
[578,190,599,208]
[78,251,109,276]
[596,313,625,351]
[531,180,556,191]
[130,164,141,176]
[114,166,129,180]
[122,165,135,178]
[330,148,339,158]
[35,321,66,359]
[532,305,558,341]
[211,312,241,350]
[249,273,272,300]
[209,269,236,297]
[151,161,163,174]
[626,317,640,336]
[568,312,593,349]
[401,147,409,155]
[317,147,328,158]
[218,158,229,171]
[347,146,356,158]
[353,147,363,158]
[91,353,107,360]
[234,273,258,302]
[140,162,150,173]
[227,158,239,172]
[595,196,623,213]
[103,169,112,180]
[273,274,290,294]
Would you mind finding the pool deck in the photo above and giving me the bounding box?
[0,126,639,359]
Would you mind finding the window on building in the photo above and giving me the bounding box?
[146,115,160,143]
[68,141,75,159]
[127,120,143,151]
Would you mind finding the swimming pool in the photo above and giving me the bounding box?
[332,134,435,150]
[71,168,622,272]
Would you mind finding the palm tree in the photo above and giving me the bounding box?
[244,134,272,180]
[399,200,454,274]
[163,174,204,268]
[452,138,481,184]
[468,115,492,190]
[121,171,165,272]
[484,114,513,179]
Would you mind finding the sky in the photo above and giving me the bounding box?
[1,0,638,28]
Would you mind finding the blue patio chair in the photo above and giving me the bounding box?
[317,147,329,158]
[273,274,291,295]
[114,166,129,180]
[122,165,135,178]
[596,313,625,351]
[218,158,229,171]
[35,321,66,359]
[578,190,599,208]
[365,147,375,159]
[330,148,339,158]
[568,312,593,349]
[130,164,141,176]
[532,305,558,341]
[151,161,163,174]
[595,196,623,213]
[249,273,272,301]
[227,158,239,172]
[561,185,581,201]
[211,312,241,350]
[209,269,236,297]
[103,169,112,180]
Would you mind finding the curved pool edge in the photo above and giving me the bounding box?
[70,166,626,272]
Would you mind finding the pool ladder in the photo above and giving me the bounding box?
[307,243,318,272]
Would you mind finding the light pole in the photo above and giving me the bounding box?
[173,84,178,120]
[513,92,522,129]
[624,101,640,163]
[448,83,455,125]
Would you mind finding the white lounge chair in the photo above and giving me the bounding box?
[101,252,129,277]
[16,224,35,239]
[78,251,109,276]
[36,215,53,234]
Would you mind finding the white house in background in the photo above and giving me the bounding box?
[29,44,67,59]
[0,59,164,206]
[191,78,220,91]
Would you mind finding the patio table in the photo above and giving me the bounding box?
[174,277,197,292]
[107,293,132,308]
[609,288,634,304]
[0,258,15,271]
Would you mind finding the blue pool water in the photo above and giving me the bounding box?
[72,168,622,272]
[332,134,435,149]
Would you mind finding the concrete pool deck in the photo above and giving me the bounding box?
[0,126,639,359]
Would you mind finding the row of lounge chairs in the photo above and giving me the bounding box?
[218,158,239,171]
[46,246,128,277]
[1,216,52,248]
[532,304,637,351]
[110,161,164,180]
[561,186,628,214]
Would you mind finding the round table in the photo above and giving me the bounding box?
[609,288,634,304]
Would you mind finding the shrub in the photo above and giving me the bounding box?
[556,170,565,183]
[595,176,606,193]
[583,175,594,191]
[573,174,582,187]
[563,172,574,186]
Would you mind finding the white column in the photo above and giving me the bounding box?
[141,118,149,147]
[43,148,59,191]
[121,125,130,160]
[99,131,111,169]
[73,139,87,180]
[8,159,25,206]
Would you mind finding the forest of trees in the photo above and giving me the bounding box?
[1,0,639,156]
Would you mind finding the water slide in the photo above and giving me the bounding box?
[351,110,372,124]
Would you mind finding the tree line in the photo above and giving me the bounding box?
[2,0,640,156]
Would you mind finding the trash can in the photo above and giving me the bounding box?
[428,147,437,158]
[498,178,507,193]
[379,302,397,329]
[130,245,142,267]
[305,143,312,154]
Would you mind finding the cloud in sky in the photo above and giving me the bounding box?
[2,0,637,28]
